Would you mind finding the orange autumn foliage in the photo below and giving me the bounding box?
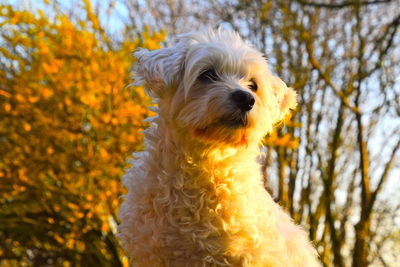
[0,2,164,266]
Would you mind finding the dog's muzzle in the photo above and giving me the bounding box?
[216,90,254,128]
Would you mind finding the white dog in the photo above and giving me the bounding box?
[118,29,321,267]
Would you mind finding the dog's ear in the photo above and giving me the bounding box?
[134,46,186,98]
[271,76,297,114]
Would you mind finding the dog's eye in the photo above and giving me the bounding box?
[249,79,258,92]
[199,69,219,82]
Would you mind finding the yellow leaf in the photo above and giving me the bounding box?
[101,113,112,123]
[47,147,54,154]
[28,96,39,103]
[16,94,24,102]
[23,123,31,132]
[54,234,64,243]
[4,103,11,112]
[64,97,72,106]
[0,89,11,98]
[101,223,109,232]
[99,148,110,160]
[41,88,53,99]
[111,117,118,125]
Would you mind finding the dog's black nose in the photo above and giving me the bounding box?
[231,90,255,112]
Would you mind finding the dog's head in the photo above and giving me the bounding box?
[134,29,296,146]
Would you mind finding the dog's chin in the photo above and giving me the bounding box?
[193,114,254,146]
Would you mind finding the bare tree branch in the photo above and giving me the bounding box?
[297,0,392,8]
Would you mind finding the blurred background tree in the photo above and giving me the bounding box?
[0,0,164,265]
[1,0,399,267]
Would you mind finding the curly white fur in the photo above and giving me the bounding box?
[118,28,321,267]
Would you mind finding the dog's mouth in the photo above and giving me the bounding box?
[219,113,249,128]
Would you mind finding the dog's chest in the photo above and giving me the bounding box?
[151,162,267,265]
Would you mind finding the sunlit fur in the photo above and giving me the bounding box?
[118,29,321,267]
